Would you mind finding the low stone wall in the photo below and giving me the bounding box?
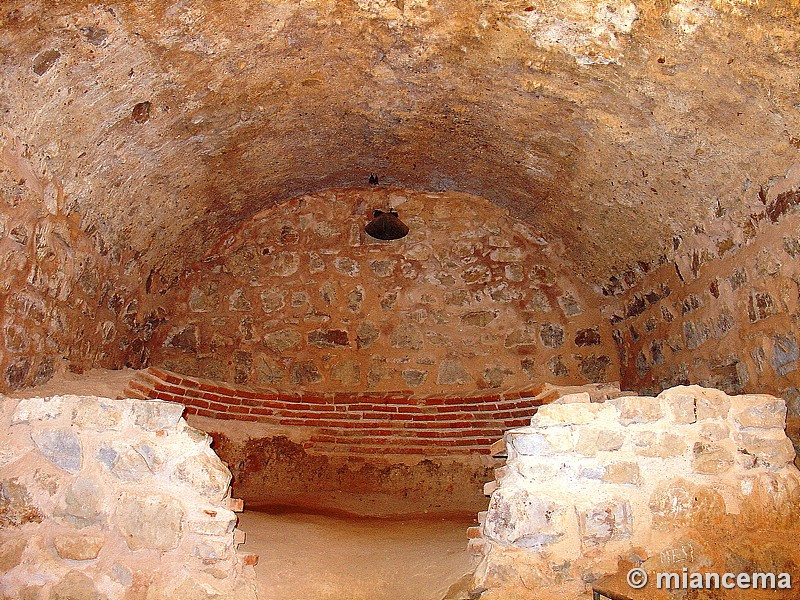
[471,385,800,599]
[0,394,258,599]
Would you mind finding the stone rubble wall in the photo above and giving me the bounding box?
[471,385,800,599]
[605,164,800,420]
[0,394,258,600]
[146,188,618,393]
[0,143,166,393]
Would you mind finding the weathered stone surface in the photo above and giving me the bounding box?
[732,397,786,429]
[611,396,664,425]
[12,397,63,424]
[184,509,237,536]
[115,492,184,551]
[263,329,302,352]
[31,429,82,474]
[539,323,564,349]
[172,453,232,502]
[58,477,104,528]
[574,328,601,347]
[692,442,734,475]
[735,431,796,470]
[401,369,428,387]
[601,461,641,485]
[0,537,27,573]
[291,360,322,385]
[578,500,632,545]
[771,334,799,377]
[48,570,105,600]
[534,403,610,427]
[356,321,379,349]
[189,284,220,312]
[632,430,687,457]
[437,359,470,385]
[165,325,199,353]
[103,445,151,482]
[390,323,424,350]
[307,328,349,348]
[131,400,184,431]
[578,355,611,383]
[331,360,361,386]
[460,311,497,327]
[72,398,123,431]
[53,532,105,560]
[649,480,726,529]
[484,488,563,547]
[0,479,43,527]
[509,427,574,456]
[575,428,625,456]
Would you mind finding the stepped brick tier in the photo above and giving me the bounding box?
[125,367,629,457]
[469,385,800,600]
[0,394,257,600]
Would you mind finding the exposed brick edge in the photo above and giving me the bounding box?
[123,367,564,457]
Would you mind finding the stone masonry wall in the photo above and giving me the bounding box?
[0,394,258,600]
[147,188,618,393]
[605,162,800,411]
[0,139,166,392]
[470,386,800,599]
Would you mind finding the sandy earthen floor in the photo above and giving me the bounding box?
[237,507,476,600]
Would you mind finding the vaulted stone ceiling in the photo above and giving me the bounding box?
[2,0,799,284]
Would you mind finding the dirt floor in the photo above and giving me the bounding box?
[237,507,478,600]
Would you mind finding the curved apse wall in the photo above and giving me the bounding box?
[147,188,619,394]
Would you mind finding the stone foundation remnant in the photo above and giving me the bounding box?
[470,385,800,599]
[0,395,258,600]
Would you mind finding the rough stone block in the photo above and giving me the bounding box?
[693,388,731,420]
[72,398,124,430]
[611,396,664,425]
[692,442,734,474]
[30,428,82,474]
[515,460,563,482]
[0,537,27,573]
[185,508,237,536]
[735,430,796,470]
[508,426,575,456]
[656,388,697,424]
[192,536,232,562]
[0,479,43,527]
[47,570,102,600]
[578,499,632,545]
[12,397,63,424]
[108,445,152,482]
[574,428,625,456]
[53,532,105,560]
[731,396,786,429]
[601,461,641,485]
[483,488,564,547]
[698,421,730,441]
[171,452,232,502]
[649,479,726,529]
[116,492,184,551]
[131,400,184,431]
[437,359,470,385]
[58,477,104,528]
[532,402,608,427]
[631,431,687,458]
